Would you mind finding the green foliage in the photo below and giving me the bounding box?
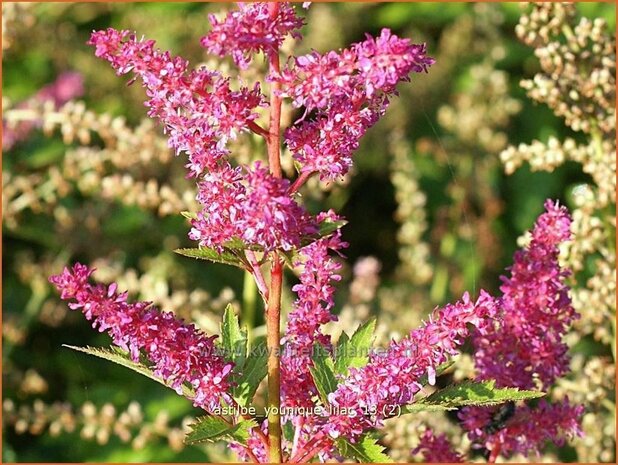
[174,247,246,269]
[185,416,257,445]
[334,318,376,376]
[220,304,248,368]
[219,306,267,406]
[309,344,338,405]
[316,217,348,238]
[232,339,268,407]
[402,379,544,414]
[336,433,393,463]
[63,345,195,398]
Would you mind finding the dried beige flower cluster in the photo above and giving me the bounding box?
[554,354,616,462]
[2,3,35,51]
[501,3,616,462]
[3,99,196,230]
[515,3,615,135]
[389,125,432,287]
[2,399,190,452]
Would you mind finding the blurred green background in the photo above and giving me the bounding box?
[3,2,615,462]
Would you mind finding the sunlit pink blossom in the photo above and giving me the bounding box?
[189,162,318,252]
[323,291,499,441]
[88,28,265,176]
[281,212,348,408]
[459,200,582,459]
[49,263,233,411]
[460,399,584,458]
[201,2,304,69]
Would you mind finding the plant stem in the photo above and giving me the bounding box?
[267,3,283,180]
[289,432,325,463]
[488,443,502,463]
[245,250,269,302]
[288,170,315,195]
[265,5,284,462]
[290,416,304,459]
[266,258,283,463]
[292,435,328,463]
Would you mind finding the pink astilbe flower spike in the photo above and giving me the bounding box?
[412,430,464,463]
[281,211,348,408]
[201,2,304,69]
[459,200,583,458]
[88,28,265,176]
[189,162,318,253]
[278,29,434,181]
[278,29,434,111]
[284,98,383,181]
[471,199,577,391]
[322,291,499,443]
[460,399,584,458]
[49,263,234,411]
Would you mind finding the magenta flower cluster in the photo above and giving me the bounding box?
[460,399,584,459]
[49,263,233,411]
[472,200,576,390]
[88,28,264,177]
[322,291,498,443]
[87,4,433,258]
[413,430,464,463]
[280,29,434,181]
[281,211,348,409]
[189,162,317,252]
[201,2,304,69]
[458,200,583,457]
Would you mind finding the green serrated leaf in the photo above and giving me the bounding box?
[233,339,268,406]
[336,433,393,463]
[418,380,545,409]
[185,416,257,445]
[318,218,348,237]
[309,344,337,405]
[180,211,197,220]
[223,237,247,250]
[221,304,247,368]
[400,403,455,415]
[334,318,376,376]
[63,345,195,398]
[174,247,245,268]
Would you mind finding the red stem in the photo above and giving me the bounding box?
[295,438,329,463]
[267,4,283,179]
[265,5,284,461]
[488,443,502,463]
[248,120,269,138]
[266,258,283,463]
[289,432,326,463]
[288,170,315,195]
[245,250,269,302]
[244,446,259,463]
